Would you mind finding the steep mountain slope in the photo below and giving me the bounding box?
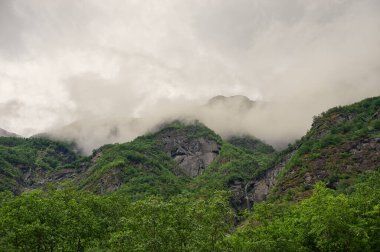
[227,135,275,154]
[2,96,379,209]
[0,121,274,209]
[189,136,276,211]
[74,121,223,199]
[0,137,80,193]
[249,96,380,202]
[227,135,275,167]
[0,97,379,251]
[76,121,270,204]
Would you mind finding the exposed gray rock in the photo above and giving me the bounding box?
[247,150,296,203]
[159,132,221,177]
[223,150,291,212]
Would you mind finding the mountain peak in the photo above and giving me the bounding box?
[207,95,255,111]
[0,128,19,137]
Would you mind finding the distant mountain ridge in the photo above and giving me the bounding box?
[0,128,19,137]
[0,96,379,213]
[206,95,255,112]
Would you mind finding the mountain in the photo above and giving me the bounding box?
[50,121,273,206]
[74,121,223,198]
[1,97,379,204]
[0,97,379,251]
[227,135,275,155]
[206,95,255,112]
[43,95,257,154]
[248,96,380,202]
[0,137,80,193]
[0,121,274,208]
[0,128,19,137]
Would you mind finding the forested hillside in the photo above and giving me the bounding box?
[0,137,80,193]
[248,96,380,203]
[0,97,379,251]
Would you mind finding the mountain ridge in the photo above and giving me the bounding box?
[248,96,380,203]
[1,96,379,205]
[0,128,19,137]
[0,96,379,251]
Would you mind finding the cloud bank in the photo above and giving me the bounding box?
[0,0,379,152]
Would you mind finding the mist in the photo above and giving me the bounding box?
[0,0,379,153]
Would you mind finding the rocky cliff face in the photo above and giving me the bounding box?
[241,136,380,206]
[158,130,221,176]
[249,151,295,202]
[226,150,294,211]
[245,96,380,203]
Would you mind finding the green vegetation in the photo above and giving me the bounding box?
[78,121,274,203]
[227,135,275,155]
[79,135,185,200]
[0,137,80,192]
[190,143,261,194]
[271,96,380,197]
[227,135,276,168]
[0,189,233,251]
[148,120,223,144]
[0,97,380,251]
[222,170,380,252]
[0,170,378,251]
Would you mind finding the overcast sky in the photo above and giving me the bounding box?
[1,0,380,150]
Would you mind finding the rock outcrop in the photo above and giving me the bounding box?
[226,150,294,211]
[159,131,221,176]
[248,151,295,203]
[244,137,380,205]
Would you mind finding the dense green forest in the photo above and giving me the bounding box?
[0,96,379,251]
[0,170,378,251]
[0,137,79,193]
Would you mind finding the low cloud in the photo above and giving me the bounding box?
[0,0,379,152]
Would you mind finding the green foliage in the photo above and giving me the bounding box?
[222,170,380,251]
[110,191,233,252]
[227,135,275,154]
[80,122,275,203]
[226,136,276,168]
[0,189,113,251]
[270,96,380,196]
[148,120,223,144]
[0,189,233,251]
[189,143,261,195]
[80,136,185,199]
[1,172,378,251]
[0,137,80,192]
[310,96,380,141]
[0,97,379,251]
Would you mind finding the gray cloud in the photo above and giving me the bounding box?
[0,99,22,115]
[0,0,379,152]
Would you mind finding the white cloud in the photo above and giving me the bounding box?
[0,0,379,151]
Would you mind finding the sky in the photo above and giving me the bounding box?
[0,0,380,152]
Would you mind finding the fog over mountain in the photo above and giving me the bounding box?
[1,0,379,152]
[0,128,19,137]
